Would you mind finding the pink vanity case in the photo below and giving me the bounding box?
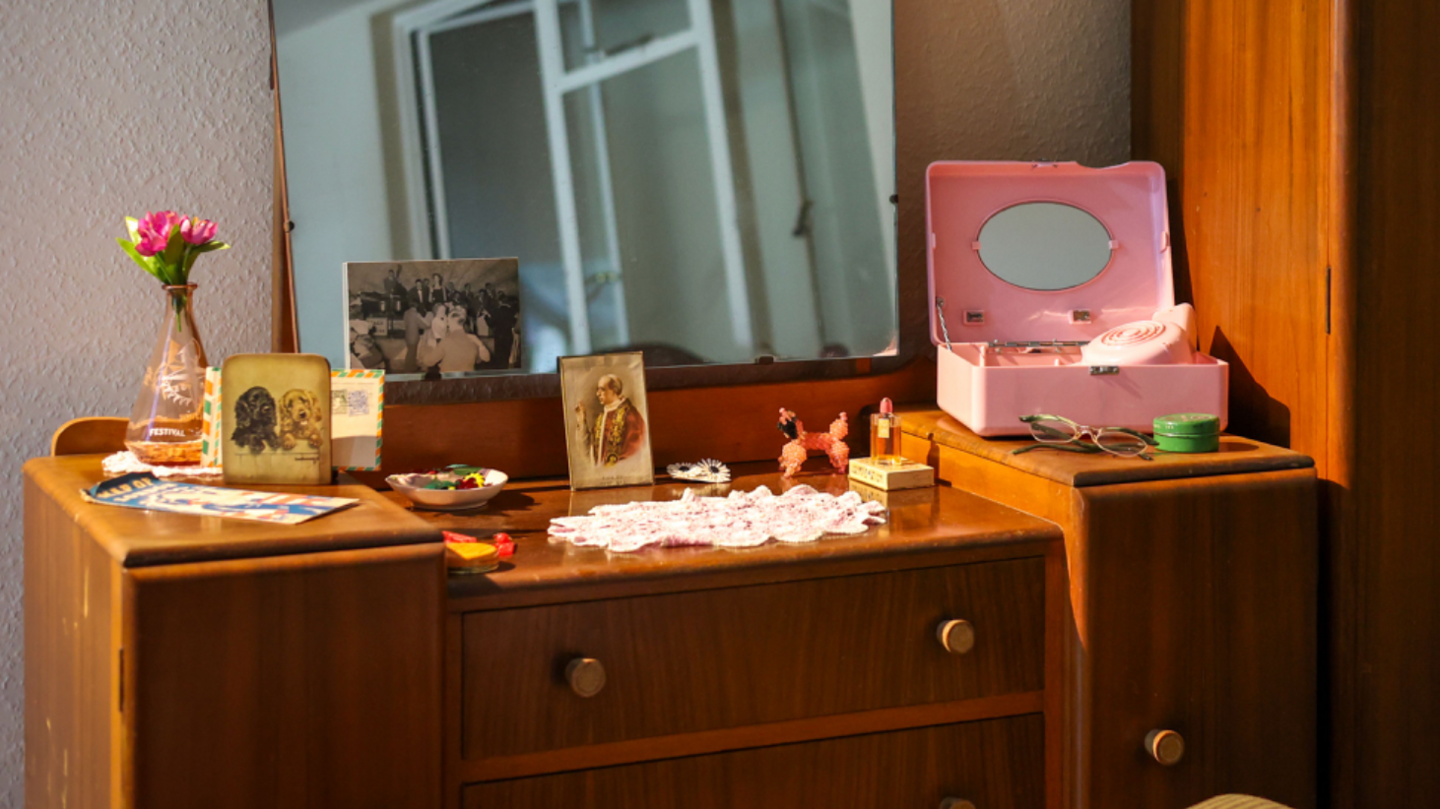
[926,160,1229,437]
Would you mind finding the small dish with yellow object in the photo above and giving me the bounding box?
[386,464,507,511]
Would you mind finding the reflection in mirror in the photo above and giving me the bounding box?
[977,202,1113,291]
[273,0,897,378]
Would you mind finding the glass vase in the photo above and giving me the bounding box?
[126,284,208,466]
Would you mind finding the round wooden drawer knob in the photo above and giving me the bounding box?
[940,799,976,809]
[936,619,976,655]
[1145,729,1185,765]
[566,657,606,698]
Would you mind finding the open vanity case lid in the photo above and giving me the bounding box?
[926,161,1175,346]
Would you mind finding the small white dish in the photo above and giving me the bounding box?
[386,470,508,511]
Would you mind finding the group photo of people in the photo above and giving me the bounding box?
[344,258,522,375]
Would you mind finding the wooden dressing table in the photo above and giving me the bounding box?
[26,458,1061,809]
[25,425,1316,809]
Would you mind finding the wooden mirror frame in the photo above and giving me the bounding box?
[263,0,981,477]
[266,1,926,407]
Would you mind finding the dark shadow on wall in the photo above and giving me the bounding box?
[1209,326,1291,447]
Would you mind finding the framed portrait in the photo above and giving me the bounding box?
[343,258,521,378]
[560,352,654,490]
[222,353,332,485]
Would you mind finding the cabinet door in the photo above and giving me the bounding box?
[463,715,1044,809]
[1073,469,1317,809]
[123,544,444,809]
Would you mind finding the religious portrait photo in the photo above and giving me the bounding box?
[343,258,521,378]
[559,352,654,490]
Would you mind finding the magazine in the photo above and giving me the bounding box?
[84,473,358,525]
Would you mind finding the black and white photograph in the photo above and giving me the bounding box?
[344,258,521,376]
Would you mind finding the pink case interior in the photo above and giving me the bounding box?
[925,161,1228,437]
[926,161,1174,345]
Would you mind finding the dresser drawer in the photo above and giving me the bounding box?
[463,714,1043,808]
[462,558,1044,760]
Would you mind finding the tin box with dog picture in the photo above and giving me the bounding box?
[222,353,332,485]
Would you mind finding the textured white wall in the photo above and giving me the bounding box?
[0,0,1127,800]
[0,0,275,800]
[898,0,1131,164]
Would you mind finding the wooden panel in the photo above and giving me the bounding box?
[364,358,935,484]
[897,406,1313,488]
[124,544,445,809]
[50,416,128,457]
[24,474,121,808]
[269,11,298,354]
[461,692,1044,783]
[463,715,1045,809]
[461,560,1045,761]
[1073,469,1317,809]
[1132,0,1335,468]
[1350,3,1440,807]
[23,455,441,567]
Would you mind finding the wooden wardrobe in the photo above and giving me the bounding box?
[1132,2,1440,807]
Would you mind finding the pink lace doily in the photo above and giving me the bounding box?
[548,484,887,553]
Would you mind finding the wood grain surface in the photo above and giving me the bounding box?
[461,560,1044,761]
[23,455,441,567]
[903,405,1318,808]
[124,544,445,809]
[24,474,123,808]
[1073,469,1317,809]
[462,716,1045,809]
[1131,0,1335,468]
[365,358,935,485]
[897,406,1313,488]
[50,416,128,457]
[1134,3,1440,807]
[386,463,1060,611]
[1348,3,1440,806]
[461,692,1044,784]
[269,10,298,354]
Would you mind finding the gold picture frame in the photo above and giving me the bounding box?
[222,353,332,485]
[559,352,654,490]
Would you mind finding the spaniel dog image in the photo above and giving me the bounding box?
[277,389,325,451]
[231,386,280,454]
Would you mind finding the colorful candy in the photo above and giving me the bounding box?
[418,464,496,490]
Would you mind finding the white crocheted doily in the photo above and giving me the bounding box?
[549,484,886,553]
[102,451,223,480]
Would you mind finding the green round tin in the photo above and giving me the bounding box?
[1152,413,1221,453]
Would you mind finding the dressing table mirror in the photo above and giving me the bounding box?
[270,0,900,402]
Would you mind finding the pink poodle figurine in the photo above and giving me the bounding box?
[777,408,850,477]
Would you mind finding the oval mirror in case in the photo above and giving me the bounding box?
[977,201,1114,291]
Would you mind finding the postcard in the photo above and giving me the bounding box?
[84,473,357,525]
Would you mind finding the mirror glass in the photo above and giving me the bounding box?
[273,0,897,378]
[977,202,1112,291]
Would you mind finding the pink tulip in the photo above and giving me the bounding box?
[134,210,180,256]
[180,216,218,245]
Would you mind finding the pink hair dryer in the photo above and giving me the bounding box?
[1081,303,1197,366]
